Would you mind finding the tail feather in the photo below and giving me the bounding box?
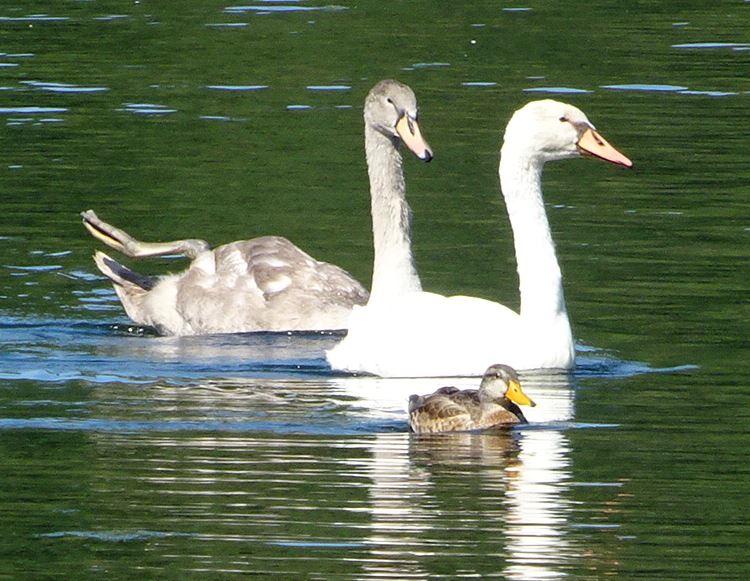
[93,251,155,325]
[93,251,154,291]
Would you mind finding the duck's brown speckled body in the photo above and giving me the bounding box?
[408,364,535,434]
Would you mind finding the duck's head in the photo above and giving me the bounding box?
[502,99,632,168]
[365,80,433,162]
[480,363,536,407]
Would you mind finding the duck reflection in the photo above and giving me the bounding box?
[339,372,575,578]
[410,430,522,469]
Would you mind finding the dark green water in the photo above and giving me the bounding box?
[1,0,749,577]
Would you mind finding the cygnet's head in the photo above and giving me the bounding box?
[502,99,632,168]
[480,363,536,407]
[365,80,433,162]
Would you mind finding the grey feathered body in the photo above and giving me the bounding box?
[85,80,426,337]
[97,236,368,335]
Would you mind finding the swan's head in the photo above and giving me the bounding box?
[365,80,433,162]
[503,99,632,168]
[480,363,536,407]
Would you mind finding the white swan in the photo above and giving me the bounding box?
[327,99,632,376]
[82,80,432,336]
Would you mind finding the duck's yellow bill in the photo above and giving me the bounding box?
[506,379,536,407]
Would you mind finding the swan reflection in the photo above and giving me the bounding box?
[344,372,575,578]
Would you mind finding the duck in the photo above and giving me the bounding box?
[81,80,432,336]
[327,99,632,376]
[408,364,536,433]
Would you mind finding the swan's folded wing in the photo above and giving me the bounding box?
[171,236,367,333]
[221,237,367,301]
[213,237,301,296]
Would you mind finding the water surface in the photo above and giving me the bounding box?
[1,0,749,577]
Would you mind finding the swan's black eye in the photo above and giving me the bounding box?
[386,97,394,105]
[559,116,568,122]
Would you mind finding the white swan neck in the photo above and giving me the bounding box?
[365,125,422,300]
[499,147,568,323]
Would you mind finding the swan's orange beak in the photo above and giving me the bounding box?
[577,128,633,168]
[506,379,536,407]
[396,114,433,162]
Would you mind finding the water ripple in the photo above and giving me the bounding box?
[118,103,178,115]
[268,540,365,548]
[93,15,131,22]
[3,264,63,272]
[601,84,688,92]
[206,84,268,91]
[205,22,250,28]
[200,115,236,122]
[0,106,68,115]
[678,89,737,97]
[40,530,194,542]
[21,81,109,94]
[0,417,382,435]
[0,317,697,389]
[306,85,351,91]
[0,15,70,22]
[224,5,349,14]
[411,62,451,69]
[524,87,592,94]
[673,42,750,50]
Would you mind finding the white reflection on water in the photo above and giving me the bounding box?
[336,373,576,578]
[331,369,574,424]
[2,340,638,577]
[361,434,431,579]
[504,428,572,579]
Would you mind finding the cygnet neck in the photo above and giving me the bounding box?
[365,124,422,301]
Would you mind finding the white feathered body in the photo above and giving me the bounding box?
[327,291,574,377]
